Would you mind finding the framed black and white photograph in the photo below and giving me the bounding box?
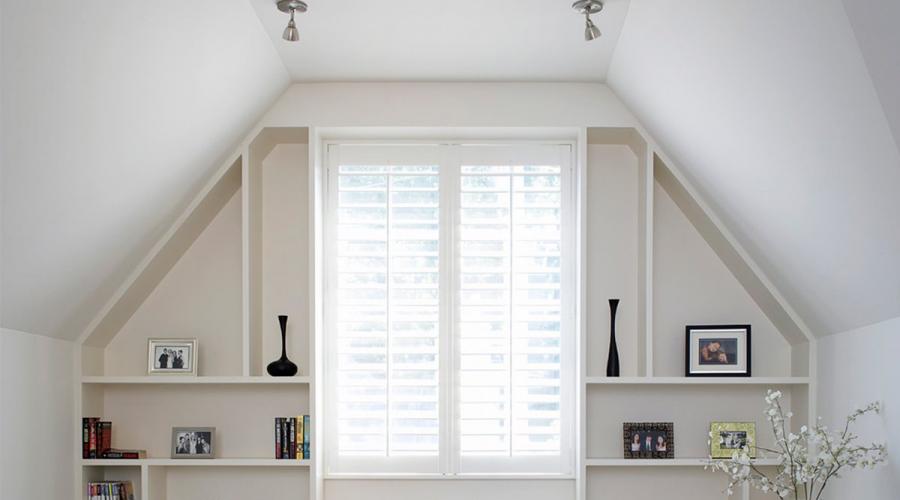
[623,422,674,459]
[710,422,757,459]
[171,427,215,459]
[148,338,198,375]
[685,325,751,377]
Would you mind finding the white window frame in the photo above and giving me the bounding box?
[323,141,576,478]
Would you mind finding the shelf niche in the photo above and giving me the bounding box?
[246,127,311,377]
[87,157,243,377]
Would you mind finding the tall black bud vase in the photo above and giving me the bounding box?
[267,315,298,377]
[606,299,621,377]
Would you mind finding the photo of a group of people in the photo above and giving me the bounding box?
[623,422,675,459]
[147,338,197,375]
[171,427,215,459]
[628,430,669,452]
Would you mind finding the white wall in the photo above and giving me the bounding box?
[262,83,637,127]
[608,0,900,337]
[817,316,900,499]
[0,0,289,341]
[0,328,75,500]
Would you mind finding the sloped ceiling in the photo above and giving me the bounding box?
[247,0,631,81]
[607,0,900,336]
[3,0,898,341]
[840,0,900,151]
[0,0,290,339]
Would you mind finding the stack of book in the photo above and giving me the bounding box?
[86,480,134,500]
[275,415,310,459]
[82,418,146,459]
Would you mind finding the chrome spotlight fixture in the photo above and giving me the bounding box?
[572,0,603,41]
[277,0,308,42]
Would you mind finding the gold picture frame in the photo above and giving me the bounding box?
[710,421,756,459]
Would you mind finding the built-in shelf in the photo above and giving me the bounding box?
[584,458,781,467]
[82,458,310,467]
[584,377,809,386]
[81,376,311,385]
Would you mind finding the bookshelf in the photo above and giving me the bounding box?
[73,125,816,500]
[75,126,322,500]
[578,128,815,500]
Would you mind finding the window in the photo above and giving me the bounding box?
[325,143,574,476]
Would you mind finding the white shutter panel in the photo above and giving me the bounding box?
[456,146,570,473]
[330,146,442,472]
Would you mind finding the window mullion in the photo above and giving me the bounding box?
[385,166,392,457]
[440,145,460,475]
[506,172,514,458]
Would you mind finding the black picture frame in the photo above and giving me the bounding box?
[623,422,674,459]
[685,324,751,377]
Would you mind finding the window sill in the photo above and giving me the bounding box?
[324,473,576,481]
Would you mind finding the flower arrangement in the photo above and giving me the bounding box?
[710,390,887,499]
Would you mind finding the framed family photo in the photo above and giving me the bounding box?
[710,422,757,459]
[623,422,674,459]
[171,427,215,459]
[148,338,198,375]
[685,325,751,377]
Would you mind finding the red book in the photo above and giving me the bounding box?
[100,421,112,455]
[275,418,282,459]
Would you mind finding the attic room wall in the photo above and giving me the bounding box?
[817,316,900,499]
[607,0,900,336]
[0,0,290,341]
[0,329,75,500]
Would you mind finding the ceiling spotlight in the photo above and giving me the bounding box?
[277,0,308,42]
[572,0,603,41]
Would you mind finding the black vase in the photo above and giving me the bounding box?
[267,315,298,377]
[606,299,621,377]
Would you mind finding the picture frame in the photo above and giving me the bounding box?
[710,421,757,459]
[171,427,215,459]
[623,422,674,459]
[148,338,198,375]
[685,325,751,377]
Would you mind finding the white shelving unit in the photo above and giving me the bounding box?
[577,128,816,500]
[81,376,312,385]
[82,459,311,467]
[72,125,816,500]
[74,126,323,500]
[584,458,781,468]
[584,376,810,386]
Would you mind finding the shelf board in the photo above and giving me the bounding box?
[81,376,311,385]
[584,376,809,386]
[585,458,781,467]
[82,458,310,467]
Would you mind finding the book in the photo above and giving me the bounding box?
[275,417,282,459]
[289,417,296,460]
[297,415,303,460]
[302,414,310,459]
[99,421,112,455]
[87,480,134,500]
[100,449,146,459]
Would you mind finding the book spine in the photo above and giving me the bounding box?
[289,417,295,460]
[89,418,98,459]
[303,415,310,459]
[275,418,282,459]
[100,421,112,454]
[82,418,89,459]
[296,415,303,460]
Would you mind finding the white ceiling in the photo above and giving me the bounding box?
[0,0,290,340]
[2,0,899,341]
[607,0,900,336]
[247,0,630,81]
